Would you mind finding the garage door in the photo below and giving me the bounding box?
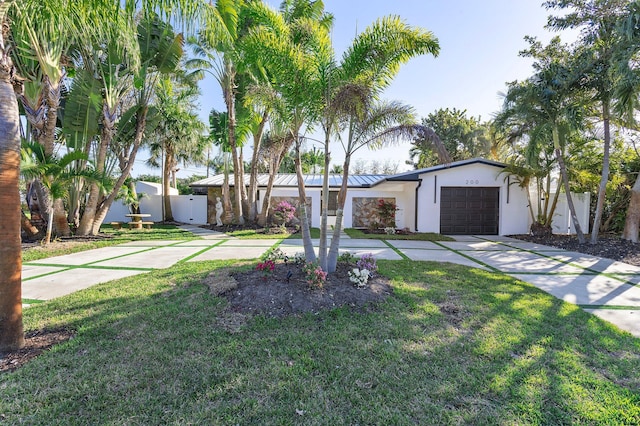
[440,187,499,235]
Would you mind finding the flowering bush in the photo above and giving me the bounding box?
[256,259,275,277]
[302,261,327,289]
[357,253,378,275]
[348,268,370,288]
[377,199,398,228]
[262,247,285,262]
[273,200,296,225]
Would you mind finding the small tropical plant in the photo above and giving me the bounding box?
[348,268,370,288]
[302,261,327,289]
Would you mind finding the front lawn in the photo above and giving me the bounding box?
[2,260,639,424]
[22,224,199,262]
[345,228,454,241]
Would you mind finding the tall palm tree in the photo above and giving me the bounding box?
[321,16,442,272]
[616,1,640,242]
[545,0,633,243]
[0,0,24,352]
[514,37,590,243]
[146,77,206,221]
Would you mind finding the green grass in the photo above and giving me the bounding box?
[345,228,455,241]
[227,227,321,239]
[22,224,198,262]
[3,260,639,424]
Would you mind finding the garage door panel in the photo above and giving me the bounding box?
[440,187,499,235]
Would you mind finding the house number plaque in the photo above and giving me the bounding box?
[465,179,480,184]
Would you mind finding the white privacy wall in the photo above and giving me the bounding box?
[416,162,530,235]
[103,195,208,225]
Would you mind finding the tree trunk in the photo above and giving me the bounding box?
[90,106,148,235]
[21,210,39,237]
[294,138,316,263]
[318,132,331,271]
[553,126,585,243]
[0,64,24,351]
[622,174,640,242]
[327,156,351,273]
[223,67,244,225]
[77,104,116,235]
[163,146,174,222]
[590,101,611,244]
[247,111,268,222]
[257,153,282,226]
[222,153,233,224]
[52,198,71,237]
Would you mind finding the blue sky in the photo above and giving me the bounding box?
[134,1,576,177]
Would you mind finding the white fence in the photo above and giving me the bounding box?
[530,191,590,234]
[104,195,208,225]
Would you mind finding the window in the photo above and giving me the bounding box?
[323,191,339,216]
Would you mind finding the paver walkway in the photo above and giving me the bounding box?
[21,227,640,337]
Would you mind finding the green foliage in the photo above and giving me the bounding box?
[409,108,492,168]
[376,198,398,228]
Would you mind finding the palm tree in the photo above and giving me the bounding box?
[545,0,633,243]
[0,0,24,352]
[321,16,442,272]
[20,141,99,244]
[616,1,640,242]
[512,37,590,243]
[146,77,206,221]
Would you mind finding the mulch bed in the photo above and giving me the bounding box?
[0,328,74,373]
[510,234,640,267]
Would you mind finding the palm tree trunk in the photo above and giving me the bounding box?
[257,153,282,226]
[222,153,233,224]
[163,146,174,222]
[21,210,39,237]
[553,127,585,243]
[224,68,244,225]
[0,61,24,351]
[591,101,611,244]
[247,111,268,222]
[90,106,148,234]
[294,138,316,262]
[77,104,116,235]
[327,156,351,273]
[622,174,640,242]
[318,133,330,271]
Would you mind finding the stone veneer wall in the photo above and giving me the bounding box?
[207,189,311,225]
[352,197,395,228]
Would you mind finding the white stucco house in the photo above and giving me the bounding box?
[190,158,589,235]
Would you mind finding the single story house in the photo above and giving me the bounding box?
[190,158,589,235]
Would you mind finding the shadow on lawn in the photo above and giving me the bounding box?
[2,260,640,424]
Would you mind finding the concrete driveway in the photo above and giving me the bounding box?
[21,227,640,338]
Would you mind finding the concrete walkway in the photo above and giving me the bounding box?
[21,228,640,338]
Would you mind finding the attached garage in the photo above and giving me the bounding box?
[383,158,530,236]
[440,187,499,235]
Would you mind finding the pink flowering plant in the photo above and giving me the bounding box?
[273,200,296,225]
[302,261,327,289]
